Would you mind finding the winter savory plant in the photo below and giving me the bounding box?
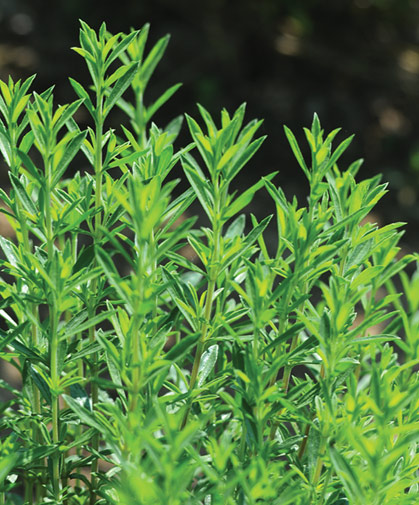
[0,19,418,505]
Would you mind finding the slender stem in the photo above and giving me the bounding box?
[135,89,146,147]
[190,276,217,390]
[50,306,60,499]
[318,467,332,505]
[180,201,221,430]
[268,291,300,441]
[89,87,104,505]
[180,276,216,430]
[24,479,32,504]
[129,233,149,416]
[296,364,325,460]
[269,205,316,443]
[313,435,326,486]
[129,314,143,416]
[11,124,45,499]
[297,421,311,460]
[44,150,61,499]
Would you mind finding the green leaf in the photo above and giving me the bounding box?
[182,155,214,219]
[145,83,182,123]
[344,239,374,274]
[62,394,107,433]
[0,236,20,267]
[105,30,139,68]
[0,128,11,167]
[19,130,35,153]
[349,334,400,345]
[69,383,91,410]
[225,135,266,182]
[0,451,18,485]
[17,446,56,467]
[284,125,310,180]
[65,117,94,164]
[325,135,354,172]
[141,34,170,88]
[107,147,148,168]
[9,173,37,216]
[63,310,115,338]
[72,245,95,274]
[17,149,40,180]
[95,246,132,306]
[197,344,218,387]
[165,115,184,140]
[165,333,200,362]
[53,98,85,134]
[329,445,364,503]
[52,130,87,187]
[68,78,95,118]
[0,323,29,353]
[243,214,272,251]
[308,420,321,480]
[262,323,305,354]
[103,61,139,118]
[225,214,246,239]
[223,171,277,220]
[29,365,51,404]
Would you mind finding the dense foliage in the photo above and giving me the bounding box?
[0,21,419,505]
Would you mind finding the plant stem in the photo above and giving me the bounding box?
[135,89,146,147]
[88,88,104,505]
[11,126,45,499]
[180,275,216,430]
[50,304,61,498]
[180,206,221,430]
[43,150,62,499]
[129,314,142,417]
[312,435,326,492]
[190,276,217,390]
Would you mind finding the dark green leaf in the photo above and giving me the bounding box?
[165,333,200,362]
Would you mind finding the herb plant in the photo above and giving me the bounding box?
[0,20,419,505]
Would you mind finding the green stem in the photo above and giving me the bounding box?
[128,225,158,419]
[180,209,221,430]
[269,238,313,441]
[296,364,325,460]
[87,311,99,502]
[190,276,217,390]
[11,123,46,500]
[268,297,299,441]
[318,467,332,505]
[50,307,60,499]
[135,90,146,147]
[180,276,216,430]
[88,89,104,505]
[312,435,326,488]
[24,479,33,504]
[44,152,61,499]
[128,315,142,417]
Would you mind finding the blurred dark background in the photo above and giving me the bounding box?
[1,0,419,250]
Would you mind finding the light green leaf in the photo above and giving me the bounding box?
[103,61,139,118]
[284,125,310,180]
[197,345,218,387]
[141,34,170,88]
[52,130,87,187]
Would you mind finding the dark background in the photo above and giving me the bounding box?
[1,0,419,250]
